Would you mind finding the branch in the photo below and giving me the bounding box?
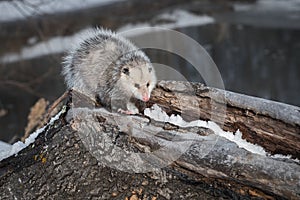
[0,80,43,97]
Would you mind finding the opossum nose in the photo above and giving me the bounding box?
[142,95,149,102]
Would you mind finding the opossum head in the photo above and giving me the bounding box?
[119,60,157,102]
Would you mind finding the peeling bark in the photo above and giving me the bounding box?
[151,81,300,159]
[0,81,299,200]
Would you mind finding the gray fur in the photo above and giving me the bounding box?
[62,28,157,113]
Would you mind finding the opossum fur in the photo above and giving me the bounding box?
[62,28,157,114]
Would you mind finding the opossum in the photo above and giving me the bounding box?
[62,28,157,114]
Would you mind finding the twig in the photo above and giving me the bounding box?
[0,80,42,97]
[45,90,69,121]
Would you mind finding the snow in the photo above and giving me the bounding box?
[118,9,215,37]
[0,9,214,64]
[0,140,11,152]
[0,0,123,22]
[144,104,267,156]
[234,0,300,12]
[156,9,215,28]
[1,36,68,63]
[145,104,300,162]
[0,28,91,63]
[0,108,65,161]
[270,154,300,164]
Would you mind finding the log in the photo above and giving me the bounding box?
[0,81,299,199]
[151,81,300,158]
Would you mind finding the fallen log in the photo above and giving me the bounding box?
[0,81,299,199]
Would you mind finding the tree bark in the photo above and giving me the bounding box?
[0,81,299,199]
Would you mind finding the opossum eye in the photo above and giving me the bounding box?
[146,82,150,87]
[134,83,140,89]
[148,68,152,73]
[122,67,129,75]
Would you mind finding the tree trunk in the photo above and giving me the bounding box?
[0,81,299,199]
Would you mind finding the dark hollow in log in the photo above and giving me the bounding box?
[0,81,299,199]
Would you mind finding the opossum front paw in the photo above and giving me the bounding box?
[117,108,138,115]
[116,102,139,115]
[127,102,139,114]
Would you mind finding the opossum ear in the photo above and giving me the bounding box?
[122,67,130,75]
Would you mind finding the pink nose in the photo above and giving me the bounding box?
[142,96,149,102]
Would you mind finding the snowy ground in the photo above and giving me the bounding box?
[0,9,215,64]
[1,0,300,63]
[0,0,123,22]
[227,0,300,29]
[1,0,299,23]
[234,0,300,12]
[118,10,214,36]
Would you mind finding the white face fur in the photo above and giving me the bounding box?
[119,62,157,102]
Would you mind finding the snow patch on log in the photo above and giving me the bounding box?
[144,104,267,156]
[0,108,65,161]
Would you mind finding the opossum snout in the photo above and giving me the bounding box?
[142,95,149,102]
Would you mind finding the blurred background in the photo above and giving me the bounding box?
[0,0,299,144]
